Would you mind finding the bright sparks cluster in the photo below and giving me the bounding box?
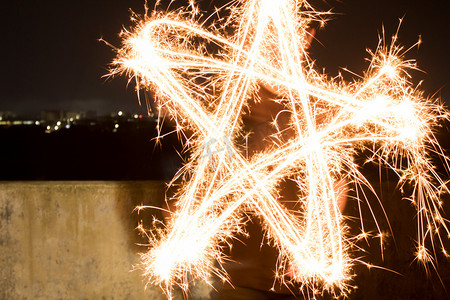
[112,0,449,298]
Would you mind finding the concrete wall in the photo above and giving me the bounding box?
[1,181,449,299]
[0,181,210,300]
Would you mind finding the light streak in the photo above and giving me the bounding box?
[111,0,449,298]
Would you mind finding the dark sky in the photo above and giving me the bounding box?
[1,0,449,115]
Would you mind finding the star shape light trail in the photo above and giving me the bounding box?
[112,0,449,298]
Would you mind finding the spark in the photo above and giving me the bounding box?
[111,0,449,298]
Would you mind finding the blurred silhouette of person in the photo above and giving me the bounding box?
[210,24,348,299]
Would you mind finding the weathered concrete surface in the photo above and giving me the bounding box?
[1,180,449,299]
[0,181,210,300]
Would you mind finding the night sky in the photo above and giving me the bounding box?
[1,0,449,115]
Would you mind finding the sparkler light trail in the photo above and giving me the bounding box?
[111,0,449,298]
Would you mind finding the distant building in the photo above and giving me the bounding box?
[40,110,98,123]
[64,111,85,121]
[41,110,63,122]
[0,111,15,121]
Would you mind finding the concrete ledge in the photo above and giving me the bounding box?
[0,181,177,300]
[3,181,448,299]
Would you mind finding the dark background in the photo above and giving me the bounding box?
[0,1,449,298]
[0,0,449,114]
[1,0,449,181]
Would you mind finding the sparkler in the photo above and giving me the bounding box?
[111,0,449,298]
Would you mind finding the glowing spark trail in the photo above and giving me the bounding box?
[112,0,449,298]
